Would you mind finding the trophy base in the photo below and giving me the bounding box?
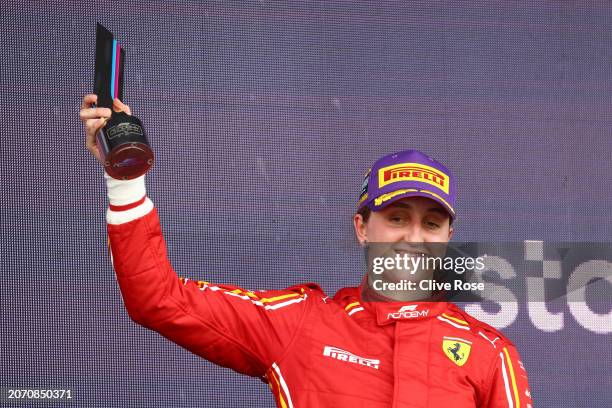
[105,142,154,180]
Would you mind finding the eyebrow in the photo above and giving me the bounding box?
[389,202,448,217]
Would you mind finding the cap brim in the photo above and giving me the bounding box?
[370,189,456,219]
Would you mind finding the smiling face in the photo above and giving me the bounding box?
[354,196,454,300]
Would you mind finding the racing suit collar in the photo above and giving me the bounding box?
[334,277,451,326]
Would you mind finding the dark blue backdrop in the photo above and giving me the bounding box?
[1,1,611,406]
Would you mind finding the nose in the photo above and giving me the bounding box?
[401,223,425,244]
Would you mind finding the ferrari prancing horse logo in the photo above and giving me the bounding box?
[442,337,472,366]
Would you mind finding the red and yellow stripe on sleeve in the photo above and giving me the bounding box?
[499,346,532,408]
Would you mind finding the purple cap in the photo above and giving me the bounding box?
[358,150,456,219]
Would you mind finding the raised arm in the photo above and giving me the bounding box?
[80,95,317,378]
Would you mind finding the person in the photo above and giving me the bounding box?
[80,94,533,408]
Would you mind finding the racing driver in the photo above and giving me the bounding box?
[80,95,533,408]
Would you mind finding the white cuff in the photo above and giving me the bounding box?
[107,197,154,225]
[105,171,146,206]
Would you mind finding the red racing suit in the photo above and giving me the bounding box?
[107,196,533,408]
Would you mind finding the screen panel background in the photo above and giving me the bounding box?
[1,1,611,407]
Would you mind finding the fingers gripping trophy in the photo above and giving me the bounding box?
[83,23,153,180]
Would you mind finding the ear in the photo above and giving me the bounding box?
[448,225,454,241]
[353,213,368,246]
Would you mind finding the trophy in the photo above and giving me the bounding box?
[94,23,153,180]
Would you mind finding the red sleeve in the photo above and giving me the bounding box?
[483,341,533,408]
[108,207,315,377]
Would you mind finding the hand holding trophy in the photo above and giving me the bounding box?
[91,23,153,180]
